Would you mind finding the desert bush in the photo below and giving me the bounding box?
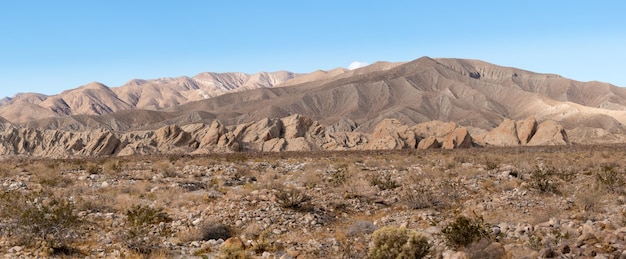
[368,172,400,190]
[336,233,368,259]
[441,213,490,248]
[346,220,378,237]
[0,190,82,253]
[104,159,122,174]
[368,226,431,259]
[576,188,603,212]
[483,157,500,171]
[86,163,101,175]
[404,184,442,210]
[219,241,247,259]
[325,166,349,187]
[275,186,312,211]
[528,166,560,194]
[198,220,233,241]
[595,164,624,194]
[37,170,74,188]
[122,204,172,254]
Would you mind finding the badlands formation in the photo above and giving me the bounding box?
[2,56,621,158]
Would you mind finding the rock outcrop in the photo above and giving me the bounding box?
[365,119,417,150]
[483,117,569,147]
[0,114,569,158]
[527,120,570,146]
[483,118,521,146]
[442,127,473,149]
[417,136,440,149]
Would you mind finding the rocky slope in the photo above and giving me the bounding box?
[0,114,569,159]
[2,146,626,258]
[1,56,624,145]
[0,71,298,123]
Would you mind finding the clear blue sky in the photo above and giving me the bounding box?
[1,1,625,98]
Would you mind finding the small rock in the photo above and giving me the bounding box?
[100,181,109,187]
[576,232,598,247]
[272,228,282,235]
[9,246,23,253]
[492,226,501,235]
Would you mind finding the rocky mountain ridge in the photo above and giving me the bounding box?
[0,114,568,159]
[0,56,623,146]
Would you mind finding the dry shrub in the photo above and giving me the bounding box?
[368,226,431,259]
[441,213,490,248]
[528,166,560,195]
[576,188,603,213]
[0,190,83,254]
[346,220,378,237]
[198,220,233,241]
[122,204,172,255]
[275,185,312,211]
[368,171,400,190]
[595,164,625,194]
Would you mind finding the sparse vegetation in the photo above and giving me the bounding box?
[122,204,172,255]
[0,190,82,254]
[368,226,431,259]
[441,213,490,248]
[275,185,312,211]
[595,163,624,194]
[368,171,400,190]
[528,166,560,194]
[1,147,626,257]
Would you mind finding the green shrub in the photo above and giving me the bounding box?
[368,226,431,259]
[441,214,490,248]
[0,190,82,253]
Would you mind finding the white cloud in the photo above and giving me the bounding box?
[348,61,369,70]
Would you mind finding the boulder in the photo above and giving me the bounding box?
[442,127,473,149]
[411,121,457,138]
[516,116,538,145]
[417,136,441,149]
[527,120,570,146]
[325,118,357,133]
[484,118,520,146]
[322,132,367,150]
[365,119,416,150]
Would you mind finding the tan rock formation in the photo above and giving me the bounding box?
[442,127,473,149]
[365,119,417,150]
[417,136,441,149]
[0,114,570,158]
[484,118,520,146]
[527,120,570,146]
[516,116,538,145]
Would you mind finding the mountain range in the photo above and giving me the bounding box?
[0,56,624,157]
